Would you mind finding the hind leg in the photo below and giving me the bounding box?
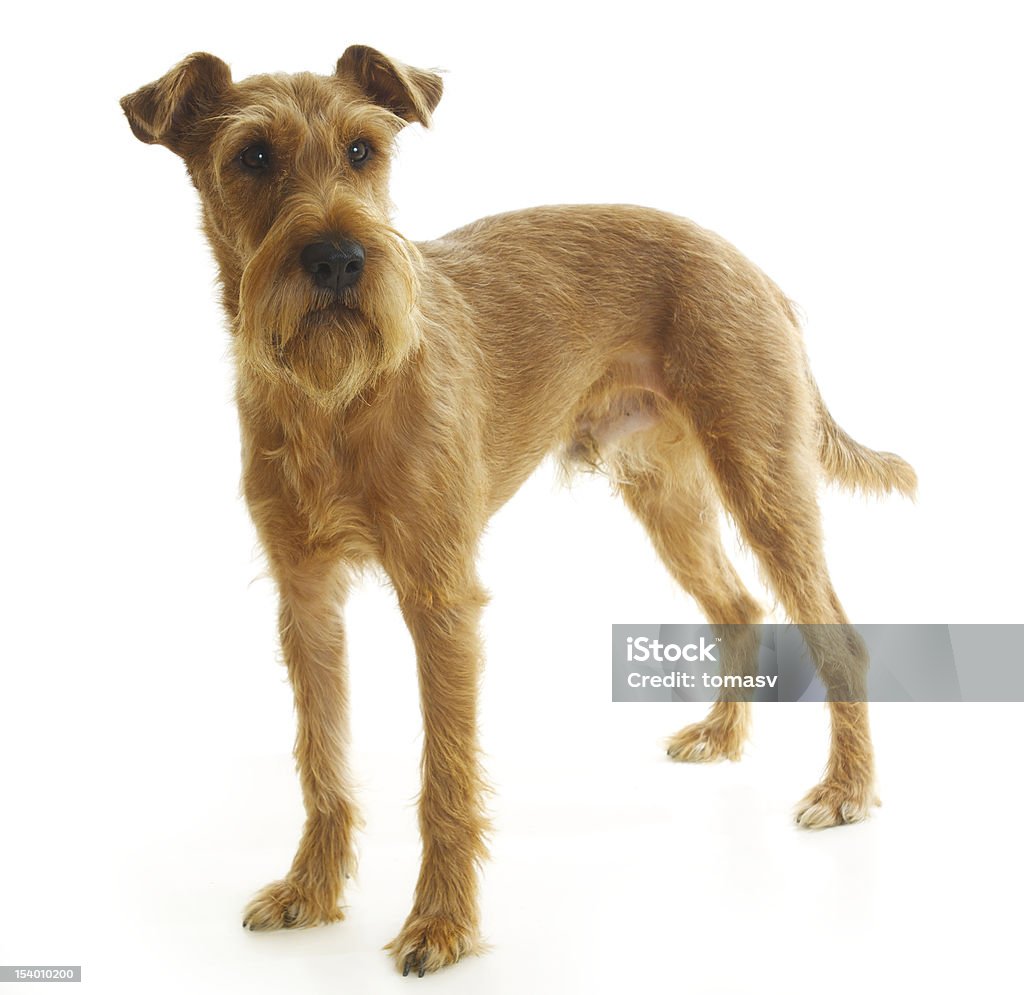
[664,625,764,762]
[616,436,764,763]
[721,486,876,827]
[675,365,878,827]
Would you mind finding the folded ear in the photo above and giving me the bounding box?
[120,53,232,154]
[336,46,442,127]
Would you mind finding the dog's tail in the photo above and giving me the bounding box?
[813,383,917,498]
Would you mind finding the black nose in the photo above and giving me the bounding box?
[300,238,365,293]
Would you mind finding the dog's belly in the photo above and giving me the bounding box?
[570,389,662,458]
[566,350,669,464]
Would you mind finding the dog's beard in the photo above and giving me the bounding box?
[235,219,421,410]
[281,302,397,401]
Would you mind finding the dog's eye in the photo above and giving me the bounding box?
[347,140,372,168]
[239,144,271,170]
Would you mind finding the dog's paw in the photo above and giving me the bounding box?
[242,878,344,931]
[666,720,744,763]
[794,781,880,829]
[386,913,482,977]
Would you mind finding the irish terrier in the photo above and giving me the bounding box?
[121,47,916,975]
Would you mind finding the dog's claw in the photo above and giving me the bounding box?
[401,952,430,978]
[389,914,478,975]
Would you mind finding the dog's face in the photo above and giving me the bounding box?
[121,48,442,407]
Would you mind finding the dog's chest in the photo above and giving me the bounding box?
[243,412,381,564]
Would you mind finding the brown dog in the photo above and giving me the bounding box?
[121,47,915,975]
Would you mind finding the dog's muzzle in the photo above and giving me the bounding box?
[300,238,366,294]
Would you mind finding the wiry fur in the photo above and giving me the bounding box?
[121,47,916,976]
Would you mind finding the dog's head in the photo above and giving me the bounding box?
[121,48,442,407]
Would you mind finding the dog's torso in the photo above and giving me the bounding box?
[240,203,801,575]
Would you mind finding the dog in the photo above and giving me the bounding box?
[120,47,916,976]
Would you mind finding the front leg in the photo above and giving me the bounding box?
[384,576,490,976]
[242,554,361,930]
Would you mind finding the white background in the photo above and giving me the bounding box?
[2,2,1022,993]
